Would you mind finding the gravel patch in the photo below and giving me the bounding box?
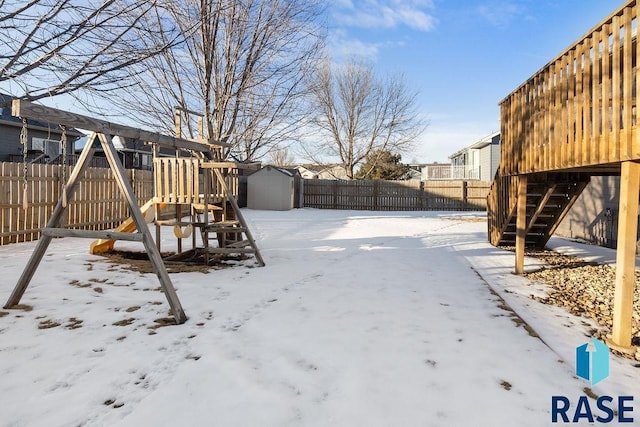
[506,247,640,361]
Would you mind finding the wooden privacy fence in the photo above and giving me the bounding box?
[0,162,153,245]
[303,179,490,211]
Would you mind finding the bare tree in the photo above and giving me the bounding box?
[107,0,325,160]
[267,146,296,167]
[0,0,179,101]
[306,58,426,179]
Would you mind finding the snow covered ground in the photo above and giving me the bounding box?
[0,209,638,427]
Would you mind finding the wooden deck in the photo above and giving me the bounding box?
[488,0,640,351]
[499,1,640,176]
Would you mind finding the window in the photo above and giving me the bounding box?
[31,137,61,159]
[141,154,152,169]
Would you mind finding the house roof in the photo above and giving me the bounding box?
[250,165,300,178]
[448,131,500,159]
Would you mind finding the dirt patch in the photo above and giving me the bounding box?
[125,306,141,313]
[103,399,125,409]
[69,280,91,288]
[38,319,61,329]
[0,311,9,318]
[7,304,33,312]
[99,250,234,274]
[148,317,177,330]
[583,387,598,400]
[500,380,512,391]
[65,317,83,330]
[112,318,136,327]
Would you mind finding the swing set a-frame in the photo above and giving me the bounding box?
[3,99,264,324]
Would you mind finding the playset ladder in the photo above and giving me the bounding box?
[199,168,264,266]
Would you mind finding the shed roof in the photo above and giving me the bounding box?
[251,165,300,178]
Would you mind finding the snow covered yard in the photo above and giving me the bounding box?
[0,209,638,427]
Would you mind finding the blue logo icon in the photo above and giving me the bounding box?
[576,338,609,386]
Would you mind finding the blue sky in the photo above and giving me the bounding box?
[327,0,621,163]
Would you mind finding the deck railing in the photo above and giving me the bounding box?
[500,0,640,176]
[487,173,518,246]
[422,165,480,180]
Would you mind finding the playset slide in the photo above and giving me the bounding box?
[89,199,165,254]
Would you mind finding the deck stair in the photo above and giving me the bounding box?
[489,173,590,248]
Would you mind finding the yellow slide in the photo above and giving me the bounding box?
[89,199,166,254]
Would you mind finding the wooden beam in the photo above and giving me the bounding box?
[41,228,144,241]
[12,99,230,152]
[609,160,640,349]
[98,133,188,324]
[515,175,528,274]
[4,133,99,308]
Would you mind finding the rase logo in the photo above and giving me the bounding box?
[576,337,609,386]
[551,338,634,424]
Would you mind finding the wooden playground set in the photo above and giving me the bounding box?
[488,0,640,352]
[3,100,263,324]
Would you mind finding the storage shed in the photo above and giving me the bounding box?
[247,166,303,211]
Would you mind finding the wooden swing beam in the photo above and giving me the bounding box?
[12,99,229,152]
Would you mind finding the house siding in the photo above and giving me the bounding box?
[490,144,500,180]
[0,122,73,162]
[555,176,640,249]
[478,144,500,182]
[0,124,22,161]
[479,146,491,182]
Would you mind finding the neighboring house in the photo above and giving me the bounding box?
[295,165,321,179]
[296,164,349,180]
[317,165,348,180]
[421,162,452,180]
[247,165,303,210]
[447,131,500,182]
[0,94,83,163]
[75,134,158,170]
[402,164,424,181]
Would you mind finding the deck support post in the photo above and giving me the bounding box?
[515,175,528,274]
[609,161,640,350]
